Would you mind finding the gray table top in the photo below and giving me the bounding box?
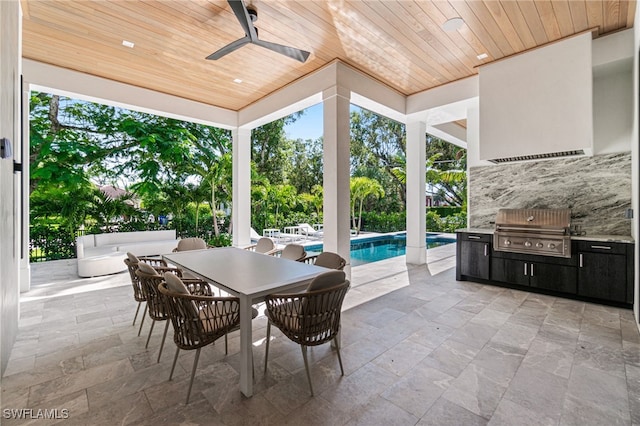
[163,247,329,298]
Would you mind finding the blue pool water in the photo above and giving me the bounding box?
[305,233,455,266]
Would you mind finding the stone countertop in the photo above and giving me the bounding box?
[456,229,634,244]
[572,235,634,243]
[456,228,494,235]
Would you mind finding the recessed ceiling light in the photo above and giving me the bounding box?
[442,17,464,32]
[122,40,135,48]
[477,53,489,60]
[233,78,243,84]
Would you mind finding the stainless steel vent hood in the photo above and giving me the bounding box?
[488,150,586,164]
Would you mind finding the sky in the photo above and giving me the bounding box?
[284,102,323,141]
[284,103,365,141]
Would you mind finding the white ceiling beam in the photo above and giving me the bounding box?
[22,59,237,129]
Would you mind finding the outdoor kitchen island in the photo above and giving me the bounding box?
[456,228,634,308]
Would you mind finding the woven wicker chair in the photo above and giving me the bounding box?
[264,270,350,396]
[124,252,170,335]
[158,275,243,405]
[303,251,346,270]
[244,237,278,255]
[136,262,212,363]
[278,243,307,262]
[173,237,208,252]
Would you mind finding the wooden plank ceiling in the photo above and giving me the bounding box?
[21,0,635,111]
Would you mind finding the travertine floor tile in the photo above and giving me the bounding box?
[3,249,638,426]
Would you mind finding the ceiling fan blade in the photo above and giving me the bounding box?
[253,39,310,63]
[206,36,250,60]
[227,0,258,40]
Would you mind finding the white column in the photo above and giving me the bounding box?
[232,128,252,247]
[405,120,427,264]
[323,86,351,277]
[20,79,30,292]
[466,106,479,227]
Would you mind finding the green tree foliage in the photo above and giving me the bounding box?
[392,152,467,207]
[350,176,385,234]
[287,138,323,194]
[30,92,235,238]
[29,92,467,261]
[251,113,302,185]
[350,108,406,208]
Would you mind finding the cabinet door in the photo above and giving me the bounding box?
[491,257,529,286]
[578,252,627,302]
[529,262,577,294]
[459,240,490,280]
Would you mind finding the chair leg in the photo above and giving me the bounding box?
[264,321,271,375]
[301,345,314,396]
[186,348,201,405]
[137,304,148,336]
[157,320,170,363]
[169,346,180,380]
[224,333,228,355]
[132,301,142,326]
[335,342,345,376]
[145,319,156,349]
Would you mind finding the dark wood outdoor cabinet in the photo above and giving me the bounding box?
[456,232,491,281]
[457,231,633,307]
[577,242,630,304]
[491,252,577,293]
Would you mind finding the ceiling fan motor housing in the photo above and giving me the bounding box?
[247,6,257,22]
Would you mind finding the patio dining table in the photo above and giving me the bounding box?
[163,247,327,397]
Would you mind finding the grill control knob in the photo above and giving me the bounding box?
[524,241,532,247]
[549,243,556,249]
[504,240,511,246]
[536,242,544,248]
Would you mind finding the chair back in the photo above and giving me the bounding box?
[265,271,350,347]
[280,244,307,261]
[136,262,167,321]
[174,237,208,252]
[158,281,241,351]
[314,252,346,270]
[255,237,276,254]
[124,256,145,302]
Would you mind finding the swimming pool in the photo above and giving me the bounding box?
[304,233,455,266]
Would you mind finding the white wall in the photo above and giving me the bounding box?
[593,68,634,154]
[0,0,21,375]
[479,32,593,161]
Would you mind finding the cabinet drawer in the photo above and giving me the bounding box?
[457,233,492,243]
[576,241,628,255]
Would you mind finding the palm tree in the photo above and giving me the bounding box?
[88,188,138,232]
[392,153,467,207]
[189,142,233,237]
[350,176,385,234]
[268,184,298,228]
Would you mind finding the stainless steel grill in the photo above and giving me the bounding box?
[493,208,571,258]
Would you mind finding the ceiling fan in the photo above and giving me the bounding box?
[206,0,310,63]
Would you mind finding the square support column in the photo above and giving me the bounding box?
[323,86,351,276]
[406,120,427,264]
[20,78,30,292]
[232,128,252,247]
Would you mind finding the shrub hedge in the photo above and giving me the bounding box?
[30,208,466,261]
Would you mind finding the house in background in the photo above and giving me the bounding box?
[1,1,639,377]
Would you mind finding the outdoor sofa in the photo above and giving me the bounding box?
[76,230,178,277]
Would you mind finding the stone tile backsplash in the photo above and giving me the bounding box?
[468,152,632,236]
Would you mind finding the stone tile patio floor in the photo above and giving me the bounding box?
[2,243,639,425]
